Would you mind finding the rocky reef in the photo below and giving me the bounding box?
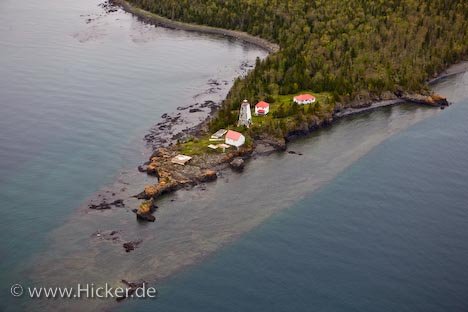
[134,199,158,222]
[88,199,125,210]
[400,93,449,107]
[133,134,289,206]
[136,146,252,201]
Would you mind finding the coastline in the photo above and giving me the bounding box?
[132,87,453,216]
[109,0,280,53]
[6,1,467,311]
[107,0,464,218]
[428,61,468,85]
[334,99,405,118]
[32,101,447,312]
[132,78,459,215]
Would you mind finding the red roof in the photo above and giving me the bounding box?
[294,94,315,101]
[256,101,270,108]
[226,130,242,141]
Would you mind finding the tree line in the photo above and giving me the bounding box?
[129,0,468,130]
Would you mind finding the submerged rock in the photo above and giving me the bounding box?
[287,150,303,156]
[116,280,151,302]
[198,169,218,182]
[112,199,125,207]
[230,158,245,171]
[136,213,155,222]
[122,240,142,253]
[88,199,125,210]
[89,202,112,210]
[92,229,120,241]
[137,164,148,173]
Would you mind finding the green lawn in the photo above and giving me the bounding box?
[178,137,216,156]
[252,91,334,128]
[179,91,333,155]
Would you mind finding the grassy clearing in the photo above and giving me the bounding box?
[251,92,334,130]
[178,92,333,155]
[178,137,215,156]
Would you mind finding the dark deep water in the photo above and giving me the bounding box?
[124,73,468,312]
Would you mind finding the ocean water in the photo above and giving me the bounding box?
[2,0,468,311]
[0,0,266,310]
[22,100,446,312]
[124,73,468,312]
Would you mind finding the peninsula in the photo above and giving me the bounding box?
[109,0,467,220]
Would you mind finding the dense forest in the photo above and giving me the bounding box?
[128,0,468,130]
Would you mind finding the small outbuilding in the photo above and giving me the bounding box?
[211,129,227,140]
[255,101,270,116]
[171,154,192,165]
[293,94,316,104]
[225,130,245,148]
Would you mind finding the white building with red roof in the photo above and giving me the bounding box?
[293,93,316,104]
[255,101,270,116]
[225,130,245,148]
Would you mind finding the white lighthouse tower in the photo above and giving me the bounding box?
[237,99,252,128]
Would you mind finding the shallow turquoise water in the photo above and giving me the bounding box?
[124,73,468,312]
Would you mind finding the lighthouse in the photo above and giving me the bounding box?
[237,99,252,128]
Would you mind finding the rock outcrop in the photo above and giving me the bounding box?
[230,158,245,171]
[197,169,218,182]
[132,88,448,221]
[145,162,159,177]
[401,92,449,107]
[285,113,333,141]
[254,135,287,155]
[136,146,253,201]
[123,240,142,252]
[135,199,158,222]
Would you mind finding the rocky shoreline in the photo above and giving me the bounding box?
[109,0,280,53]
[428,61,468,85]
[334,91,450,118]
[100,0,455,222]
[132,137,286,220]
[134,90,449,221]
